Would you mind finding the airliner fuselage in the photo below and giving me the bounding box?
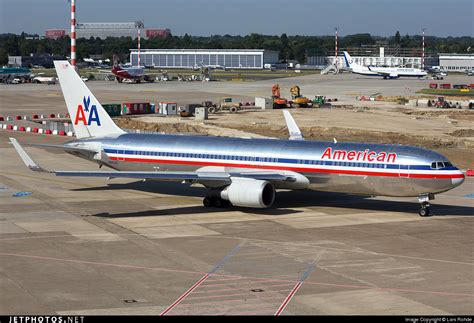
[67,133,464,198]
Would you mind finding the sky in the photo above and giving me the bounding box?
[0,0,473,37]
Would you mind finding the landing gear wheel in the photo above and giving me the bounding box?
[419,202,431,217]
[214,198,223,208]
[203,196,231,208]
[213,198,231,208]
[203,197,213,207]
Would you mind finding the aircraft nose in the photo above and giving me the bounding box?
[451,171,465,187]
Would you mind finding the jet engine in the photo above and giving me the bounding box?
[220,178,275,208]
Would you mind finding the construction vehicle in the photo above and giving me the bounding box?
[205,98,241,114]
[271,84,289,109]
[312,95,332,108]
[289,85,313,108]
[434,97,449,109]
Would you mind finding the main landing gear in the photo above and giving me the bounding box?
[418,194,434,217]
[203,196,231,208]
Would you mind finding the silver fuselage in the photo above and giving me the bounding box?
[66,133,465,197]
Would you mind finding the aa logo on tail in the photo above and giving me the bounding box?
[74,96,101,126]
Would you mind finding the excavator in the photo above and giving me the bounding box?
[290,85,313,108]
[271,84,289,109]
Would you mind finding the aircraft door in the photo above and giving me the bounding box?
[399,164,410,178]
[117,149,125,161]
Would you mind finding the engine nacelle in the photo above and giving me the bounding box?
[220,178,275,208]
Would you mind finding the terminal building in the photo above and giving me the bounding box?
[439,54,474,72]
[129,49,279,69]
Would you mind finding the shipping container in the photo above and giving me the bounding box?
[121,102,152,115]
[102,103,122,117]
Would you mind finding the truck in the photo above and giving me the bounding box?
[32,76,56,84]
[206,98,241,114]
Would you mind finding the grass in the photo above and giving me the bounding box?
[417,89,474,97]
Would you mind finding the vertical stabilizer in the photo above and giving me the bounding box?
[54,61,125,139]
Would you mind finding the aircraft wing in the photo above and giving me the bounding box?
[10,137,297,184]
[367,67,398,78]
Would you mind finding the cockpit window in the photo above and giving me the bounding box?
[431,161,453,169]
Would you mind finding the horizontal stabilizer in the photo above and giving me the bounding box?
[9,138,47,172]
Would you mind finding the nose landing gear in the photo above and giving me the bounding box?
[418,194,434,217]
[419,202,431,217]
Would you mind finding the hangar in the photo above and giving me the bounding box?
[129,49,279,69]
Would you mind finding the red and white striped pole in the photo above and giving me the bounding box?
[422,28,426,70]
[135,21,144,67]
[70,0,76,69]
[335,27,339,68]
[137,26,141,67]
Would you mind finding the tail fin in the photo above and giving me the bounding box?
[54,61,125,139]
[343,51,357,69]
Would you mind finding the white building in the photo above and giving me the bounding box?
[129,49,279,69]
[439,54,474,72]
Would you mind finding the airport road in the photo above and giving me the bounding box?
[0,131,472,315]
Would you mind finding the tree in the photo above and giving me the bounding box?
[394,31,401,44]
[280,33,289,59]
[0,47,8,65]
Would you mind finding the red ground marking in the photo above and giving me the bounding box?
[275,282,302,316]
[160,274,210,316]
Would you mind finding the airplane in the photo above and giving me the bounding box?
[9,60,465,217]
[100,56,154,83]
[0,66,32,83]
[110,64,154,83]
[343,51,428,79]
[192,62,227,71]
